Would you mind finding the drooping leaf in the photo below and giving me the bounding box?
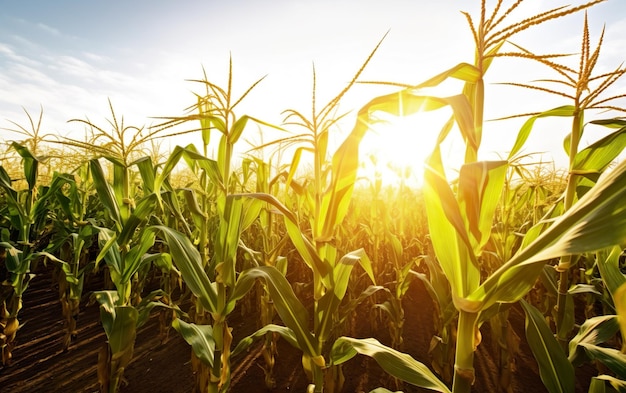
[172,318,215,368]
[569,315,619,366]
[330,337,450,393]
[229,265,318,359]
[11,142,39,191]
[232,324,298,357]
[576,344,626,379]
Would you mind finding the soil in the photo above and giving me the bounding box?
[0,264,600,393]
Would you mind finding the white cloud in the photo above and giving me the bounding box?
[36,22,61,36]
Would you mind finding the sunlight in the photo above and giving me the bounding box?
[358,108,453,189]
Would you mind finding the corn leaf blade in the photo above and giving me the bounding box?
[330,337,450,393]
[172,318,215,368]
[520,299,575,393]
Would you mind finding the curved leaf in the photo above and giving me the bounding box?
[232,324,298,358]
[172,318,215,368]
[330,337,450,393]
[569,315,619,366]
[508,106,576,160]
[149,225,218,313]
[230,265,318,358]
[573,124,626,174]
[472,158,626,309]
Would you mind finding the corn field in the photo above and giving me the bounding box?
[1,1,626,392]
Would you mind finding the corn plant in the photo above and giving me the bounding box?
[239,155,291,389]
[149,60,278,393]
[0,142,71,365]
[501,13,626,353]
[59,103,174,392]
[329,2,626,393]
[42,163,98,350]
[227,37,391,393]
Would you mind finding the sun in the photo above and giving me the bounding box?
[358,108,452,189]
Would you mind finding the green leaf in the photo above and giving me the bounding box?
[230,265,318,358]
[520,300,575,393]
[108,306,138,357]
[94,226,122,276]
[508,106,576,160]
[423,151,479,301]
[121,230,157,284]
[215,195,245,288]
[238,193,330,282]
[11,142,39,191]
[615,283,626,354]
[117,193,157,247]
[596,246,626,303]
[577,344,626,379]
[172,318,215,368]
[89,159,121,228]
[150,225,218,313]
[232,324,298,357]
[229,115,249,145]
[573,124,626,175]
[91,291,138,356]
[472,159,626,309]
[414,62,481,88]
[133,156,156,194]
[457,160,508,254]
[589,375,626,392]
[330,337,450,393]
[317,249,374,342]
[569,315,619,366]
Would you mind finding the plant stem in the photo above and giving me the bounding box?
[555,109,583,348]
[452,310,479,393]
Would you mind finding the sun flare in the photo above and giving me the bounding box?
[358,109,452,189]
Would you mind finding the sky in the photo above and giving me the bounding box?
[1,0,625,186]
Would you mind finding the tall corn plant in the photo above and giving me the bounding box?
[226,37,390,393]
[63,104,171,393]
[501,12,626,350]
[41,162,98,350]
[0,142,67,365]
[150,60,273,393]
[329,2,626,393]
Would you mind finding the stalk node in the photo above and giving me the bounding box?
[454,365,476,385]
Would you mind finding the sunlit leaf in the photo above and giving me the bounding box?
[458,160,508,254]
[330,337,450,393]
[423,149,479,301]
[230,265,318,358]
[508,106,576,160]
[472,159,626,309]
[573,124,626,176]
[150,225,218,313]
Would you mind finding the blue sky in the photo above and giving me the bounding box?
[1,0,625,182]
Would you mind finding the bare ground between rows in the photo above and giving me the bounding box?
[0,265,598,393]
